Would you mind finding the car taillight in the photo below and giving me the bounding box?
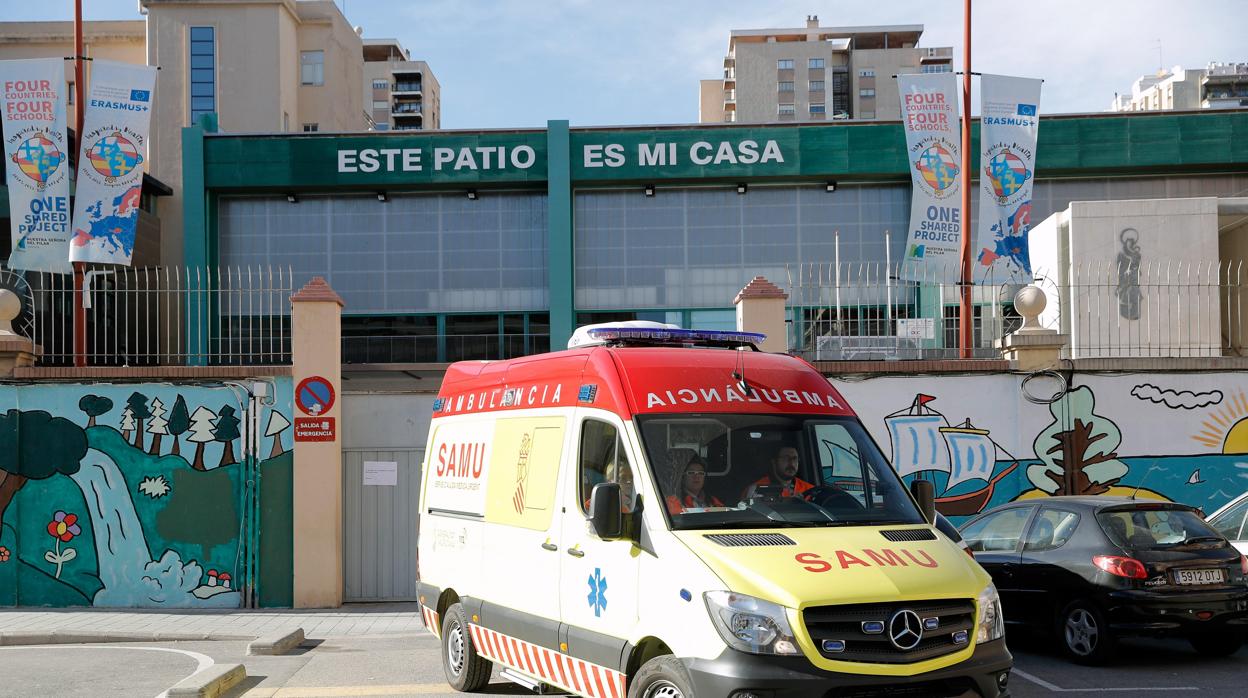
[1240,555,1247,575]
[1094,555,1148,579]
[964,546,975,559]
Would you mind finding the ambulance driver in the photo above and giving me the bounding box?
[666,453,724,514]
[741,445,814,500]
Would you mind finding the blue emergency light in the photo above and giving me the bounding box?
[584,327,766,347]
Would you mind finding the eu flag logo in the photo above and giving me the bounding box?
[130,89,151,102]
[1017,103,1037,116]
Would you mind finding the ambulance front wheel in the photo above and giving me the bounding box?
[441,603,492,691]
[628,655,695,698]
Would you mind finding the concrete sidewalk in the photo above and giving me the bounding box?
[0,602,429,644]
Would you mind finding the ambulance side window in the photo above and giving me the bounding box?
[579,419,634,515]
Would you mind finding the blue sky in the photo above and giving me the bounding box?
[8,0,1244,129]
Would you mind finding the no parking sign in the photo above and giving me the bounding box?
[296,376,336,416]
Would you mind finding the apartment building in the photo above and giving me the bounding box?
[363,39,441,131]
[1111,62,1248,112]
[700,16,952,124]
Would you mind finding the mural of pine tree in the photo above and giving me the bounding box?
[215,405,241,467]
[147,398,169,456]
[168,395,190,458]
[266,411,290,458]
[127,392,153,451]
[78,395,113,427]
[120,405,135,442]
[188,406,218,471]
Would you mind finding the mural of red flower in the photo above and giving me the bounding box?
[0,546,9,562]
[47,511,82,543]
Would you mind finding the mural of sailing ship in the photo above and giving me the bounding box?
[885,394,1020,516]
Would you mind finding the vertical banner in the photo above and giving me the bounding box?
[898,73,963,282]
[975,74,1042,283]
[69,59,156,266]
[1,58,72,272]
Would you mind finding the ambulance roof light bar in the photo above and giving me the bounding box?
[568,321,765,350]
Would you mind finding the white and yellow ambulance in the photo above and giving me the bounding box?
[416,324,1012,697]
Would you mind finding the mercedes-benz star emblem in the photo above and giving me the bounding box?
[888,609,924,651]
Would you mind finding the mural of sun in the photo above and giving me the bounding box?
[1193,391,1248,452]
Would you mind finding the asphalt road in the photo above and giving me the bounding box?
[0,631,1243,697]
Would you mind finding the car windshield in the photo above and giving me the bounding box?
[1097,507,1226,550]
[635,414,925,530]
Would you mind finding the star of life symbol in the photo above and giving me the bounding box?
[587,567,608,617]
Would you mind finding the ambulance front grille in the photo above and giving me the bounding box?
[703,533,797,547]
[879,528,937,542]
[803,599,975,664]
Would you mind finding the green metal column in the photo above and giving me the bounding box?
[546,120,574,349]
[181,116,214,364]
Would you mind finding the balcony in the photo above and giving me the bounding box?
[392,102,423,115]
[920,47,953,62]
[392,81,422,94]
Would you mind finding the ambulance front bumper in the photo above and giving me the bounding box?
[683,638,1012,698]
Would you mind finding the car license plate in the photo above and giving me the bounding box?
[1174,568,1224,585]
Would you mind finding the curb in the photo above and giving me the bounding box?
[0,631,254,646]
[247,627,305,655]
[167,663,247,698]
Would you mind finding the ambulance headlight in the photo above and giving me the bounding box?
[976,583,1005,644]
[704,591,800,655]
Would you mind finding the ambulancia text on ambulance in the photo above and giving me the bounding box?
[416,323,1012,697]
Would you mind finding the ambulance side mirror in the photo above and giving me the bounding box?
[589,483,624,540]
[910,479,936,524]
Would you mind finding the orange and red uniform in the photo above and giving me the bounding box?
[666,493,725,515]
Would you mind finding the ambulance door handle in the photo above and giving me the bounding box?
[567,547,585,558]
[541,542,558,552]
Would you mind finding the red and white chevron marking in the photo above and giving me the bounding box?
[421,605,441,638]
[468,623,627,698]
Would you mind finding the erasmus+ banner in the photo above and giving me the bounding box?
[898,73,963,282]
[69,59,156,266]
[1,58,72,272]
[975,74,1042,283]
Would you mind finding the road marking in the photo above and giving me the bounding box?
[243,685,459,697]
[0,644,214,698]
[1012,668,1198,692]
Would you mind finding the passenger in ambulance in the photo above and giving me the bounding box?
[665,453,724,514]
[740,445,815,501]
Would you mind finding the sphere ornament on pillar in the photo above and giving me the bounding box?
[0,289,21,337]
[1014,285,1049,334]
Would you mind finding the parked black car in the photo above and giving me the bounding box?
[959,496,1248,664]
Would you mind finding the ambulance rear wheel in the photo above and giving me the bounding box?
[441,603,491,691]
[628,655,694,698]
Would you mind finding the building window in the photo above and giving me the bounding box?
[372,100,389,110]
[372,79,389,89]
[189,26,216,124]
[778,81,794,92]
[860,88,876,98]
[809,80,825,92]
[921,64,952,74]
[778,104,796,116]
[300,50,324,86]
[810,103,826,114]
[777,59,794,70]
[809,58,825,69]
[859,69,875,77]
[302,123,319,132]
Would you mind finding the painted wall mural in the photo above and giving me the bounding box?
[0,380,293,608]
[832,372,1248,523]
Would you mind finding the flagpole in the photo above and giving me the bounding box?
[73,0,86,367]
[958,0,973,359]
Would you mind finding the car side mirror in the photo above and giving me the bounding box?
[910,479,936,524]
[589,483,623,540]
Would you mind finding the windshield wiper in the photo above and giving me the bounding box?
[1181,535,1225,545]
[708,520,823,529]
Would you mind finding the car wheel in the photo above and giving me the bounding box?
[1059,600,1116,665]
[627,655,695,698]
[1189,631,1243,657]
[441,603,492,691]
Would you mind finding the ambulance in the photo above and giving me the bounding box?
[416,324,1012,697]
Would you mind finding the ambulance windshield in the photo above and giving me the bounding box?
[636,414,926,530]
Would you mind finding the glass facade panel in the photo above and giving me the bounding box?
[188,27,215,124]
[574,185,910,310]
[219,192,548,314]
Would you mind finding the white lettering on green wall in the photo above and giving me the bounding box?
[336,146,536,173]
[581,139,785,169]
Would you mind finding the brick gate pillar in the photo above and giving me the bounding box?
[290,277,344,607]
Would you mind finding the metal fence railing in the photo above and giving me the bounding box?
[1051,260,1246,359]
[4,265,295,367]
[786,261,1023,361]
[341,333,551,364]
